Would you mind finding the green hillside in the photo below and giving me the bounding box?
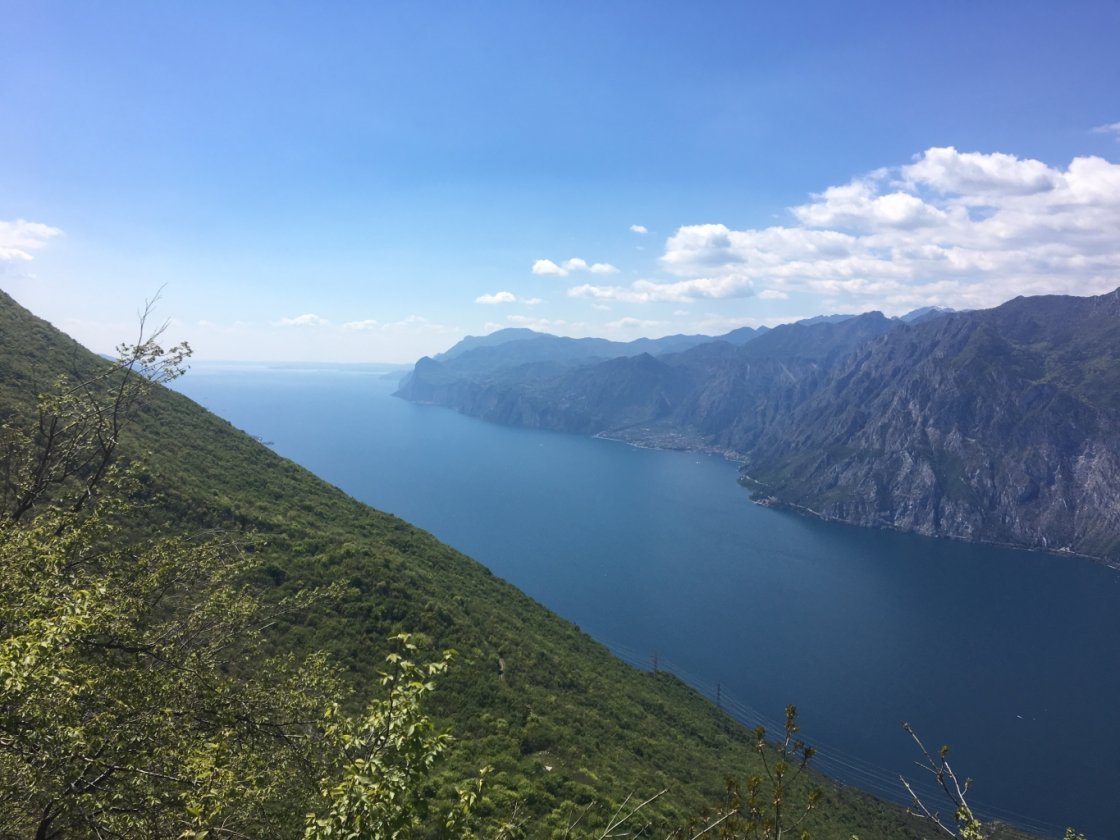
[0,289,942,837]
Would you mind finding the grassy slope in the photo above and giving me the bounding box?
[0,290,938,837]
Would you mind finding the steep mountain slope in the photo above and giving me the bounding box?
[745,290,1120,559]
[0,290,929,836]
[398,312,899,451]
[667,313,899,453]
[397,290,1119,561]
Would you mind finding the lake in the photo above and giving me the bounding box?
[174,363,1120,838]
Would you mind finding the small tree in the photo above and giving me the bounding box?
[305,634,486,840]
[899,722,1087,840]
[691,705,821,840]
[0,298,190,524]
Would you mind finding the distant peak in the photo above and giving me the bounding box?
[795,313,856,326]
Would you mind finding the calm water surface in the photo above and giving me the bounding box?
[175,365,1120,837]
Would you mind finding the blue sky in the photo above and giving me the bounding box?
[3,1,1120,362]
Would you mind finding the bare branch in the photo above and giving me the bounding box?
[599,788,668,838]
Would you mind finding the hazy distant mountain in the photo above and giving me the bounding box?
[713,324,772,345]
[794,313,855,326]
[433,327,542,360]
[428,328,730,374]
[398,290,1120,560]
[398,312,899,447]
[898,305,960,324]
[399,325,768,391]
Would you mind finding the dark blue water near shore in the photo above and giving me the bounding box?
[175,364,1120,837]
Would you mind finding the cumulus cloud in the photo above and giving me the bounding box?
[569,274,755,303]
[630,224,648,234]
[343,319,379,330]
[899,147,1060,196]
[758,289,789,300]
[532,256,619,277]
[475,291,542,305]
[1094,122,1120,141]
[475,291,517,304]
[581,146,1120,312]
[0,219,63,262]
[275,313,329,327]
[532,259,567,276]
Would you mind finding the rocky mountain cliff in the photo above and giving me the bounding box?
[744,290,1120,559]
[397,291,1120,561]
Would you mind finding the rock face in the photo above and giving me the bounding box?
[397,291,1120,561]
[745,290,1120,559]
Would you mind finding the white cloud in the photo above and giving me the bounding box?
[758,289,789,300]
[533,256,619,277]
[475,291,518,304]
[900,146,1060,197]
[793,181,949,230]
[475,291,543,305]
[569,274,755,303]
[343,319,380,330]
[275,313,329,327]
[0,219,63,262]
[1093,122,1120,141]
[532,258,567,276]
[586,146,1120,312]
[568,283,631,301]
[630,224,648,234]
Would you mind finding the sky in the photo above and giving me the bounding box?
[3,1,1120,363]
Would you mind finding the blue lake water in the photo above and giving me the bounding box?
[174,364,1120,838]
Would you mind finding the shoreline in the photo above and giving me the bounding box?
[595,428,1118,570]
[400,398,1119,570]
[592,427,747,465]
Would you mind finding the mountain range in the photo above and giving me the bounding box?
[397,291,1120,561]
